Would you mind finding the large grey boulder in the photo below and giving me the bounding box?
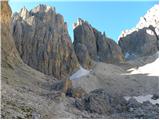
[75,89,128,114]
[118,4,159,60]
[11,5,80,80]
[73,18,124,69]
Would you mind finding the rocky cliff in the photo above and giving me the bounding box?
[11,5,79,80]
[118,4,159,59]
[73,18,124,69]
[1,1,23,68]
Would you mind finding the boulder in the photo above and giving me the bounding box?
[66,87,86,98]
[11,5,80,80]
[75,89,127,114]
[51,79,72,94]
[151,94,159,100]
[75,88,159,118]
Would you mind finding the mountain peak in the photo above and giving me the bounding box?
[19,6,29,20]
[73,18,89,29]
[118,4,159,59]
[118,4,159,40]
[136,4,159,30]
[31,4,55,14]
[11,3,79,80]
[73,19,124,68]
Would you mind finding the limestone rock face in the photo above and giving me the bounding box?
[119,28,158,59]
[1,1,22,68]
[74,43,93,69]
[118,4,159,59]
[11,5,79,80]
[73,18,124,68]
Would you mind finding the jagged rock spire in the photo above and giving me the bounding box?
[11,4,79,80]
[73,18,124,68]
[19,6,29,20]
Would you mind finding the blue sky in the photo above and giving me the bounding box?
[9,0,158,42]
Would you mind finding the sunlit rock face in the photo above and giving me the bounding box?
[11,4,79,80]
[73,18,124,69]
[118,4,159,59]
[1,1,22,68]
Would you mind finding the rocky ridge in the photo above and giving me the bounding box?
[118,4,159,59]
[119,4,159,39]
[11,5,80,80]
[73,18,124,69]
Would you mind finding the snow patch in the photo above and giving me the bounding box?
[70,66,90,80]
[125,52,136,60]
[124,94,159,105]
[125,52,130,59]
[128,58,160,76]
[146,29,154,35]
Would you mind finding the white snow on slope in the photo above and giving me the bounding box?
[70,66,90,80]
[128,58,160,76]
[124,94,159,105]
